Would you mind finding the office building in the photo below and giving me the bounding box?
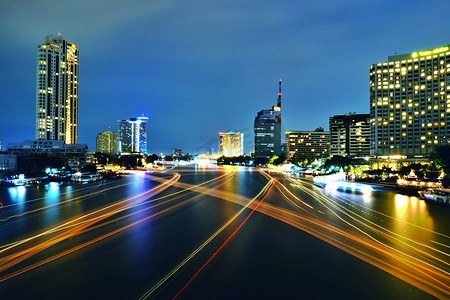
[329,113,370,157]
[286,128,329,161]
[96,131,118,155]
[118,117,148,155]
[219,132,243,157]
[370,45,450,157]
[254,79,282,157]
[36,34,79,144]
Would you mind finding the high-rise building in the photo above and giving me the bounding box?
[329,113,370,157]
[254,79,282,157]
[219,131,243,157]
[370,45,450,157]
[36,34,79,144]
[96,131,118,155]
[118,117,149,155]
[286,128,329,162]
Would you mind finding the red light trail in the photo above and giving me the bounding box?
[172,180,276,299]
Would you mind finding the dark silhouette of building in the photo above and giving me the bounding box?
[254,79,282,157]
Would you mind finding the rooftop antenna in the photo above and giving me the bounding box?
[277,79,282,108]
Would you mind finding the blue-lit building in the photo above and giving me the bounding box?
[118,117,149,155]
[254,80,282,157]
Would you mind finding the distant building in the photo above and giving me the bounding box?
[219,132,243,157]
[329,113,370,157]
[173,149,182,157]
[254,79,282,157]
[0,154,17,171]
[286,128,329,161]
[36,34,79,144]
[118,117,148,155]
[96,131,118,155]
[370,45,450,157]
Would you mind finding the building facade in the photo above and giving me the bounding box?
[118,117,148,155]
[329,113,370,157]
[0,154,17,171]
[96,131,118,155]
[370,45,450,157]
[254,79,282,157]
[286,129,329,162]
[36,34,79,144]
[219,132,243,157]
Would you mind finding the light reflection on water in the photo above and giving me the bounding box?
[8,186,27,213]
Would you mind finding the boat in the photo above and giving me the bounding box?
[71,172,102,182]
[418,188,450,205]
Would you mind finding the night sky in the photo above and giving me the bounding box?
[1,0,449,154]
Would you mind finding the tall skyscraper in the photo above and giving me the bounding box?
[254,79,282,157]
[36,34,79,144]
[286,128,329,162]
[96,131,118,155]
[219,131,244,157]
[370,45,450,157]
[118,117,149,155]
[329,113,370,157]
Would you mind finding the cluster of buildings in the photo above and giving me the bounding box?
[1,35,151,172]
[1,33,450,172]
[242,45,450,167]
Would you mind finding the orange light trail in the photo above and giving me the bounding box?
[172,180,276,299]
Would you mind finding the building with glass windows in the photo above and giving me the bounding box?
[370,45,450,157]
[96,131,118,155]
[118,117,148,155]
[219,131,243,157]
[329,113,370,157]
[254,80,282,157]
[36,34,79,144]
[286,128,329,162]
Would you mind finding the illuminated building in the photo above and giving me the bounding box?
[96,131,118,155]
[286,128,329,161]
[118,117,149,155]
[329,113,370,157]
[254,79,282,157]
[370,45,450,157]
[36,34,79,144]
[219,132,243,157]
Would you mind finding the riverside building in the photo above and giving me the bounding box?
[118,117,149,155]
[370,45,450,157]
[329,113,370,157]
[254,79,282,157]
[286,128,329,162]
[219,131,243,157]
[36,34,79,144]
[96,131,118,155]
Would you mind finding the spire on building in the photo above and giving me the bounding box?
[277,78,282,108]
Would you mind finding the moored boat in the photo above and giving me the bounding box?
[418,188,450,205]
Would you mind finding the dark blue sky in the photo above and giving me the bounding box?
[1,0,449,154]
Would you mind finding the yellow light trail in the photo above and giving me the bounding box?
[140,178,275,299]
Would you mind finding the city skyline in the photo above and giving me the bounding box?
[1,1,450,154]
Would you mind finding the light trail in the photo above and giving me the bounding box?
[0,169,238,283]
[139,178,275,299]
[172,180,276,300]
[257,172,450,298]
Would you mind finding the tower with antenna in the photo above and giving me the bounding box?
[254,79,283,157]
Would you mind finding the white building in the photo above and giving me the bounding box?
[36,34,79,144]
